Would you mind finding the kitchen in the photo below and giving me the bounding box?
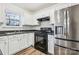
[0,3,79,55]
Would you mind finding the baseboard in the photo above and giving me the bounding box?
[47,52,53,55]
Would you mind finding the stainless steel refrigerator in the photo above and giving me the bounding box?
[54,5,79,55]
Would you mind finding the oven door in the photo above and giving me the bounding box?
[34,33,48,53]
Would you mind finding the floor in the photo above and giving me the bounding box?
[15,47,46,55]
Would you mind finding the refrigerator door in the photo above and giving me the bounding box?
[54,6,79,55]
[70,50,79,55]
[66,41,79,50]
[66,8,73,39]
[54,9,67,55]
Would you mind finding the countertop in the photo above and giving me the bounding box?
[0,30,38,36]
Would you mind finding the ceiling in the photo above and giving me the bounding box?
[13,3,56,12]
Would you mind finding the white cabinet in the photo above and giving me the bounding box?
[8,33,34,55]
[16,33,34,52]
[50,10,55,24]
[23,34,29,47]
[8,35,19,54]
[8,34,26,54]
[28,33,34,46]
[23,33,34,47]
[0,36,8,55]
[48,35,54,54]
[18,34,27,50]
[0,32,34,55]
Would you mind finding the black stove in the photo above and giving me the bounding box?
[34,27,53,54]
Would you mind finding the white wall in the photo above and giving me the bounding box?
[0,3,32,31]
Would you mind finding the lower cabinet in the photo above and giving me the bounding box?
[8,35,20,54]
[27,33,34,46]
[0,33,34,55]
[22,34,29,48]
[18,34,27,51]
[0,36,8,55]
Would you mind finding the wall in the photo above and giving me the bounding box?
[0,3,32,31]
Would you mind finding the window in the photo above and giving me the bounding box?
[5,10,21,26]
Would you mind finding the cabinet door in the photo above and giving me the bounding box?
[23,34,29,47]
[18,34,26,50]
[8,35,19,54]
[0,36,8,55]
[48,35,54,54]
[28,33,34,46]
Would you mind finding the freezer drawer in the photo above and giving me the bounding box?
[55,44,79,55]
[55,39,79,51]
[66,49,79,55]
[65,41,79,50]
[54,45,66,55]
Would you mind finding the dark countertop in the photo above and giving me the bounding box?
[0,30,38,36]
